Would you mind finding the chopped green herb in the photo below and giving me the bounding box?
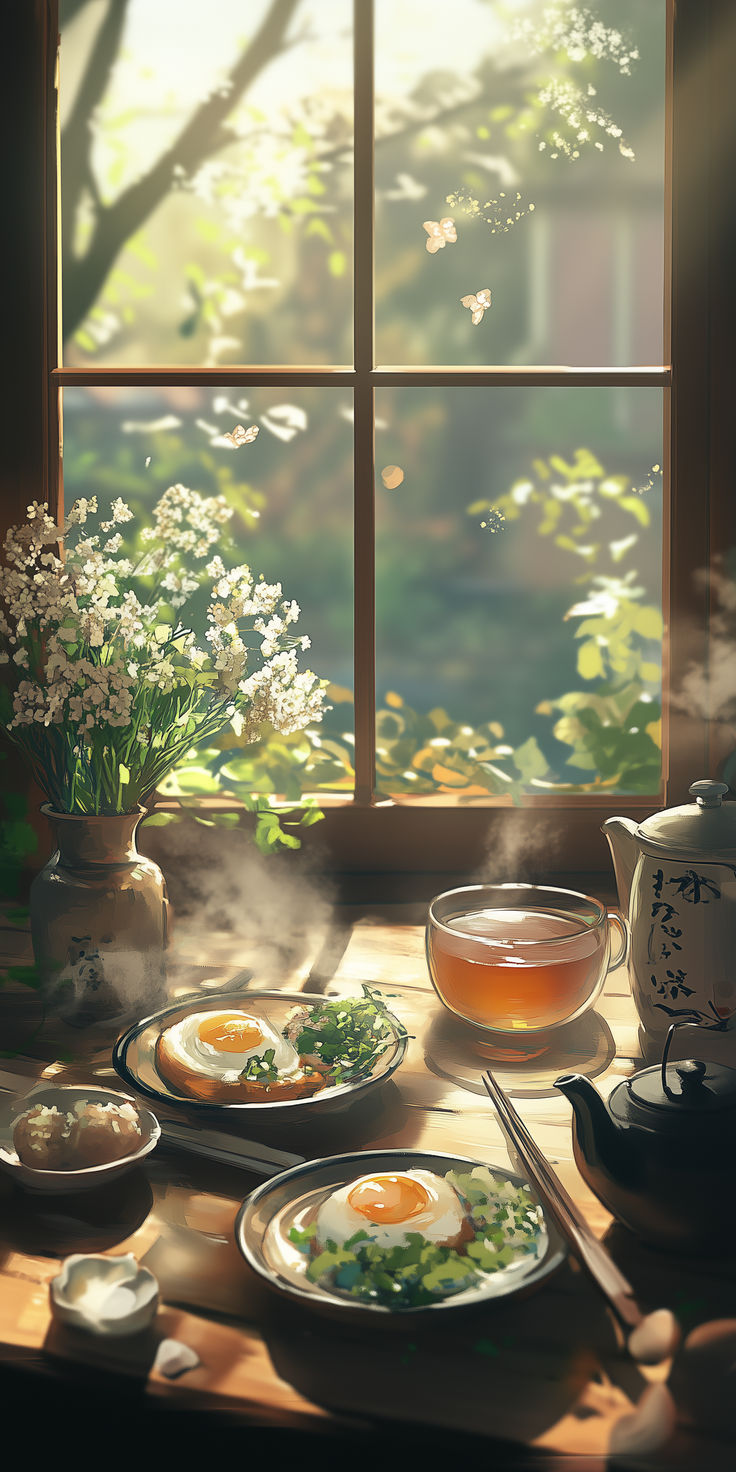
[290,984,401,1085]
[240,1046,278,1083]
[288,1222,317,1248]
[286,1168,544,1309]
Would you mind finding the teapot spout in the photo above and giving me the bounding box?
[554,1073,627,1182]
[601,815,639,918]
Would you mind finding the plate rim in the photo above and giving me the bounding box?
[112,987,409,1114]
[234,1146,567,1318]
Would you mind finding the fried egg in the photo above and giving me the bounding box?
[159,1009,301,1083]
[315,1169,467,1249]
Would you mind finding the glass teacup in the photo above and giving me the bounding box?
[426,883,627,1051]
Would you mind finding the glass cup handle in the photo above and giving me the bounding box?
[606,909,629,970]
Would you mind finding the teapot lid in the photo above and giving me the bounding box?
[627,1057,736,1112]
[637,780,736,857]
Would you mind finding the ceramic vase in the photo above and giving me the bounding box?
[30,805,168,1028]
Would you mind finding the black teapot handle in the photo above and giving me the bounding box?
[661,1015,727,1098]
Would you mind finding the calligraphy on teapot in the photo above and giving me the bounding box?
[628,858,736,1037]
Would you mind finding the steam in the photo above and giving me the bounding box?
[42,825,336,1029]
[670,561,736,734]
[470,810,562,886]
[147,821,335,995]
[49,943,167,1030]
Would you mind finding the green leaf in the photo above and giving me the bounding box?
[220,757,260,785]
[162,767,221,795]
[511,737,548,784]
[577,640,605,680]
[306,217,333,242]
[4,964,43,990]
[298,805,325,827]
[629,606,663,640]
[620,495,651,526]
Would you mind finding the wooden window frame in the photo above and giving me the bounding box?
[4,0,735,882]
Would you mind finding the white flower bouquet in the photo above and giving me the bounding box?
[0,490,326,815]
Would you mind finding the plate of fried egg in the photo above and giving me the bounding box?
[235,1149,566,1321]
[113,985,407,1117]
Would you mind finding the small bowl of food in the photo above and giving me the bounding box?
[235,1148,566,1324]
[113,985,407,1118]
[0,1085,160,1192]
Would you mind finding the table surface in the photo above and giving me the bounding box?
[1,902,736,1468]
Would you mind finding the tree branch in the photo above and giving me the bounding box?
[64,0,301,338]
[61,0,131,272]
[314,68,529,171]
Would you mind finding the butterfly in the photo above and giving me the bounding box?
[422,217,457,254]
[460,288,492,325]
[222,424,259,447]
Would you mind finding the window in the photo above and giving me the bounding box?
[4,0,733,882]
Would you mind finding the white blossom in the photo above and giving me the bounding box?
[0,493,325,804]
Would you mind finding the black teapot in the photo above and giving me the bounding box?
[555,1022,736,1250]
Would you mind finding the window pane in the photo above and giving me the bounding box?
[375,387,663,797]
[375,0,666,366]
[59,1,353,366]
[62,387,354,797]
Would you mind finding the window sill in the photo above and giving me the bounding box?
[142,791,648,897]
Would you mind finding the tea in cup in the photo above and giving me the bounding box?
[426,883,626,1042]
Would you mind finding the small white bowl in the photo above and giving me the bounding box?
[0,1084,160,1193]
[50,1252,159,1337]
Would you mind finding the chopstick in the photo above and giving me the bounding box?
[157,1117,304,1177]
[481,1070,680,1364]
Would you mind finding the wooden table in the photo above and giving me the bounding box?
[1,903,736,1468]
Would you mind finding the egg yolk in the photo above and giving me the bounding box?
[347,1173,431,1223]
[197,1013,265,1053]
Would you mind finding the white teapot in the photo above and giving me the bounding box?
[603,780,736,1045]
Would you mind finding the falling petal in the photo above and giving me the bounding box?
[423,217,457,253]
[221,424,259,448]
[381,465,405,490]
[461,289,492,325]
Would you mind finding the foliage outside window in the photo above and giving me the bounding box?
[55,0,668,845]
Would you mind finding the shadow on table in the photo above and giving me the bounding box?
[424,1008,616,1100]
[215,1077,419,1161]
[0,1167,154,1261]
[258,1260,639,1446]
[603,1221,736,1327]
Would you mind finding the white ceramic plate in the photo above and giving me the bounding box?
[235,1148,567,1324]
[113,988,408,1120]
[0,1084,160,1193]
